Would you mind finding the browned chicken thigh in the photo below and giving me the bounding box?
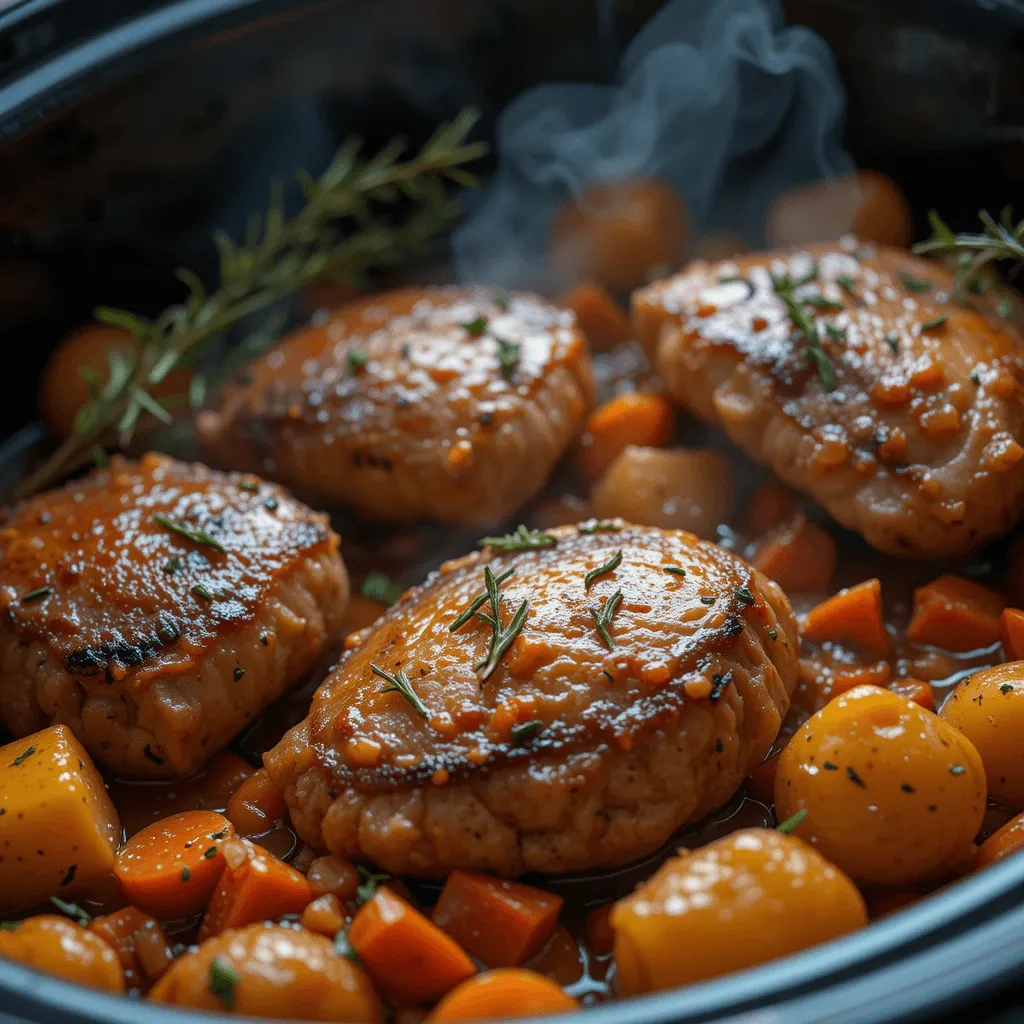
[0,454,348,777]
[265,523,798,877]
[633,243,1024,558]
[198,287,594,527]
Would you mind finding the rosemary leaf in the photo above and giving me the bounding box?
[578,520,619,534]
[510,719,544,744]
[590,589,623,650]
[153,514,226,553]
[585,550,623,589]
[495,337,521,381]
[478,525,556,552]
[449,567,515,632]
[371,663,429,719]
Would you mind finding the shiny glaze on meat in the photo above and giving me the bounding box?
[0,454,348,776]
[198,287,594,527]
[266,523,798,876]
[633,242,1024,558]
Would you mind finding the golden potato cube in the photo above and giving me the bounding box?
[0,725,120,915]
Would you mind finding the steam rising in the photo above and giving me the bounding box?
[453,0,853,290]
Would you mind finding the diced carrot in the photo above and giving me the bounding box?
[889,678,935,712]
[349,887,476,1003]
[225,768,288,837]
[743,480,801,537]
[746,753,780,805]
[433,871,563,968]
[977,810,1024,869]
[905,574,1004,653]
[427,968,579,1022]
[802,579,891,659]
[198,838,313,939]
[1001,608,1024,661]
[829,660,891,698]
[524,925,583,988]
[579,392,675,481]
[560,282,632,352]
[751,515,836,594]
[113,811,235,919]
[300,893,347,936]
[89,906,172,989]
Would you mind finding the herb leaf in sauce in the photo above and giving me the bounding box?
[478,525,556,553]
[590,590,623,650]
[355,866,391,905]
[209,958,238,1009]
[19,586,52,603]
[776,808,808,834]
[920,315,948,332]
[771,271,838,391]
[493,287,510,310]
[495,336,521,381]
[371,664,429,719]
[11,746,35,767]
[460,315,488,336]
[897,270,934,293]
[449,567,515,632]
[334,929,360,961]
[50,896,90,926]
[347,348,370,374]
[664,566,687,577]
[510,720,545,744]
[474,565,530,682]
[153,515,226,553]
[578,520,620,535]
[584,549,623,590]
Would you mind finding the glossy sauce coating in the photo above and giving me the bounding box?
[611,829,867,994]
[199,287,594,526]
[632,243,1024,557]
[0,453,348,775]
[266,524,798,876]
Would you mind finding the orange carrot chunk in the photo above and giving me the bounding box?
[433,871,563,968]
[349,887,476,1003]
[579,392,675,481]
[751,515,836,594]
[977,810,1024,869]
[889,679,935,713]
[198,838,313,940]
[905,574,1004,653]
[560,282,632,352]
[89,906,173,989]
[802,579,891,658]
[113,810,235,919]
[428,968,579,1022]
[1001,608,1024,662]
[225,768,288,837]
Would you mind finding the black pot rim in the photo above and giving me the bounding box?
[2,1,1024,1020]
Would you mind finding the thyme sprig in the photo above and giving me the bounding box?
[478,525,556,552]
[770,267,838,391]
[474,566,529,682]
[590,590,623,650]
[371,663,429,719]
[913,209,1024,308]
[14,109,488,499]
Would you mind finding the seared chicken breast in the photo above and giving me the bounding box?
[0,454,348,777]
[633,243,1024,558]
[198,287,594,527]
[265,523,798,877]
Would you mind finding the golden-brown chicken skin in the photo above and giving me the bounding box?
[265,523,798,877]
[198,287,595,526]
[632,243,1024,558]
[0,453,348,777]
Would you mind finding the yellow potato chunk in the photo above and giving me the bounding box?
[940,663,1024,809]
[0,725,120,914]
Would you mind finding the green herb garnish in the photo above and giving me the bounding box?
[347,348,369,374]
[886,333,900,354]
[776,808,808,834]
[950,764,967,776]
[510,720,545,744]
[371,664,429,719]
[578,521,620,534]
[479,525,556,553]
[19,586,52,602]
[664,566,687,577]
[209,958,238,1010]
[461,315,488,336]
[355,866,391,906]
[718,275,755,300]
[699,595,716,606]
[449,567,515,632]
[836,275,857,297]
[0,922,19,932]
[181,867,191,882]
[825,324,847,343]
[584,550,622,590]
[191,583,215,601]
[920,315,948,332]
[204,847,218,859]
[50,897,90,926]
[898,270,934,293]
[495,337,521,381]
[771,269,837,391]
[734,586,755,605]
[474,566,530,682]
[238,481,259,492]
[493,287,510,310]
[802,294,844,311]
[590,590,623,650]
[11,746,35,767]
[1000,683,1014,694]
[847,766,866,788]
[154,515,225,553]
[334,929,360,961]
[233,666,245,681]
[162,557,184,574]
[361,571,403,605]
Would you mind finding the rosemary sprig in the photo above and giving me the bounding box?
[584,549,623,589]
[153,514,226,553]
[578,520,620,534]
[590,590,623,650]
[776,808,808,834]
[475,566,529,682]
[478,525,556,552]
[371,663,429,719]
[770,268,838,391]
[495,337,521,381]
[361,571,403,605]
[14,109,488,499]
[449,566,514,632]
[913,209,1024,309]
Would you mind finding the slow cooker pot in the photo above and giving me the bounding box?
[1,1,1024,1021]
